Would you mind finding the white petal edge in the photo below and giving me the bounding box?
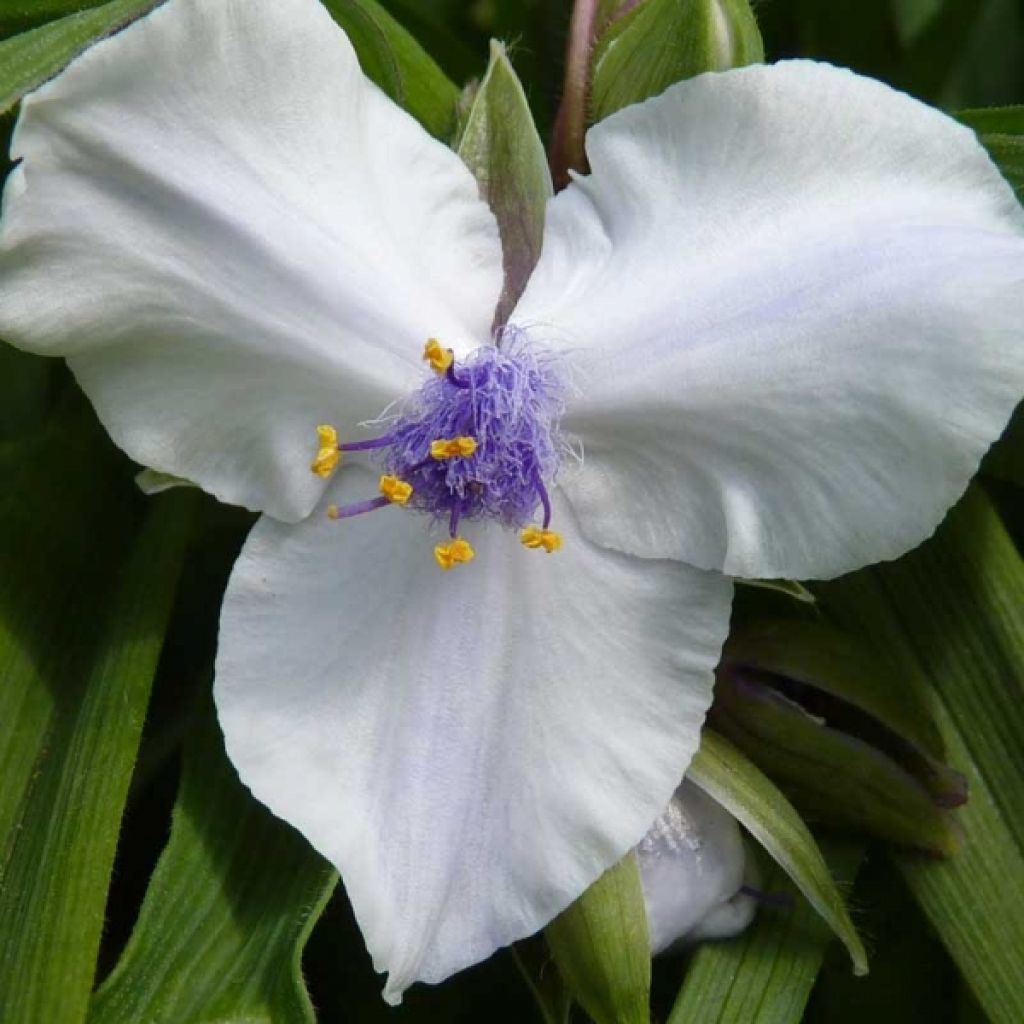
[214,470,732,1001]
[513,61,1024,579]
[636,779,756,953]
[0,0,502,521]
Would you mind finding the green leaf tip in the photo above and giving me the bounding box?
[689,730,870,977]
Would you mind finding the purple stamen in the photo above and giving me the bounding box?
[341,331,569,532]
[338,435,394,452]
[533,469,553,529]
[445,362,471,389]
[330,495,390,520]
[449,499,463,538]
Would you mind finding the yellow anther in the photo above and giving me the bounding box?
[326,504,340,520]
[423,338,454,374]
[521,526,563,553]
[379,475,413,506]
[311,424,341,478]
[430,436,478,460]
[434,537,475,570]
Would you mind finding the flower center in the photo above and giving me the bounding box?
[310,328,568,569]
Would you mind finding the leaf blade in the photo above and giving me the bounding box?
[0,457,193,1024]
[669,840,864,1024]
[818,487,1024,1024]
[0,0,160,114]
[90,699,337,1024]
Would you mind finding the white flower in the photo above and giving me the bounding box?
[1,0,1023,1003]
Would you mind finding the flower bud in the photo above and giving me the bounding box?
[590,0,765,122]
[712,621,967,854]
[636,780,757,953]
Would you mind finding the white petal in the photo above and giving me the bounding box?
[0,0,501,521]
[214,471,732,1001]
[513,61,1024,579]
[636,780,756,954]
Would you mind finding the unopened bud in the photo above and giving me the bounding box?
[635,779,758,953]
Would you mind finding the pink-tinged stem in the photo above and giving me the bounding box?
[549,0,601,190]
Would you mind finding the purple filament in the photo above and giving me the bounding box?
[338,435,394,452]
[331,495,390,520]
[533,469,553,529]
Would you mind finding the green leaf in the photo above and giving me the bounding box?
[0,345,51,440]
[544,852,651,1024]
[512,940,573,1024]
[457,40,552,325]
[320,0,460,139]
[688,730,868,976]
[0,393,193,1024]
[958,106,1024,195]
[807,856,959,1024]
[668,839,864,1024]
[0,2,115,40]
[90,699,336,1024]
[0,0,160,114]
[591,0,764,121]
[818,487,1024,1024]
[983,402,1024,486]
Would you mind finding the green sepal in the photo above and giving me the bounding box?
[689,730,869,977]
[544,852,651,1024]
[591,0,764,121]
[457,40,552,326]
[320,0,460,140]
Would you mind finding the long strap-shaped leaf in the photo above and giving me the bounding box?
[959,106,1024,196]
[90,699,337,1024]
[0,0,162,112]
[819,486,1024,1024]
[0,394,193,1024]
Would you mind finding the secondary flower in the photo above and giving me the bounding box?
[2,0,1023,1003]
